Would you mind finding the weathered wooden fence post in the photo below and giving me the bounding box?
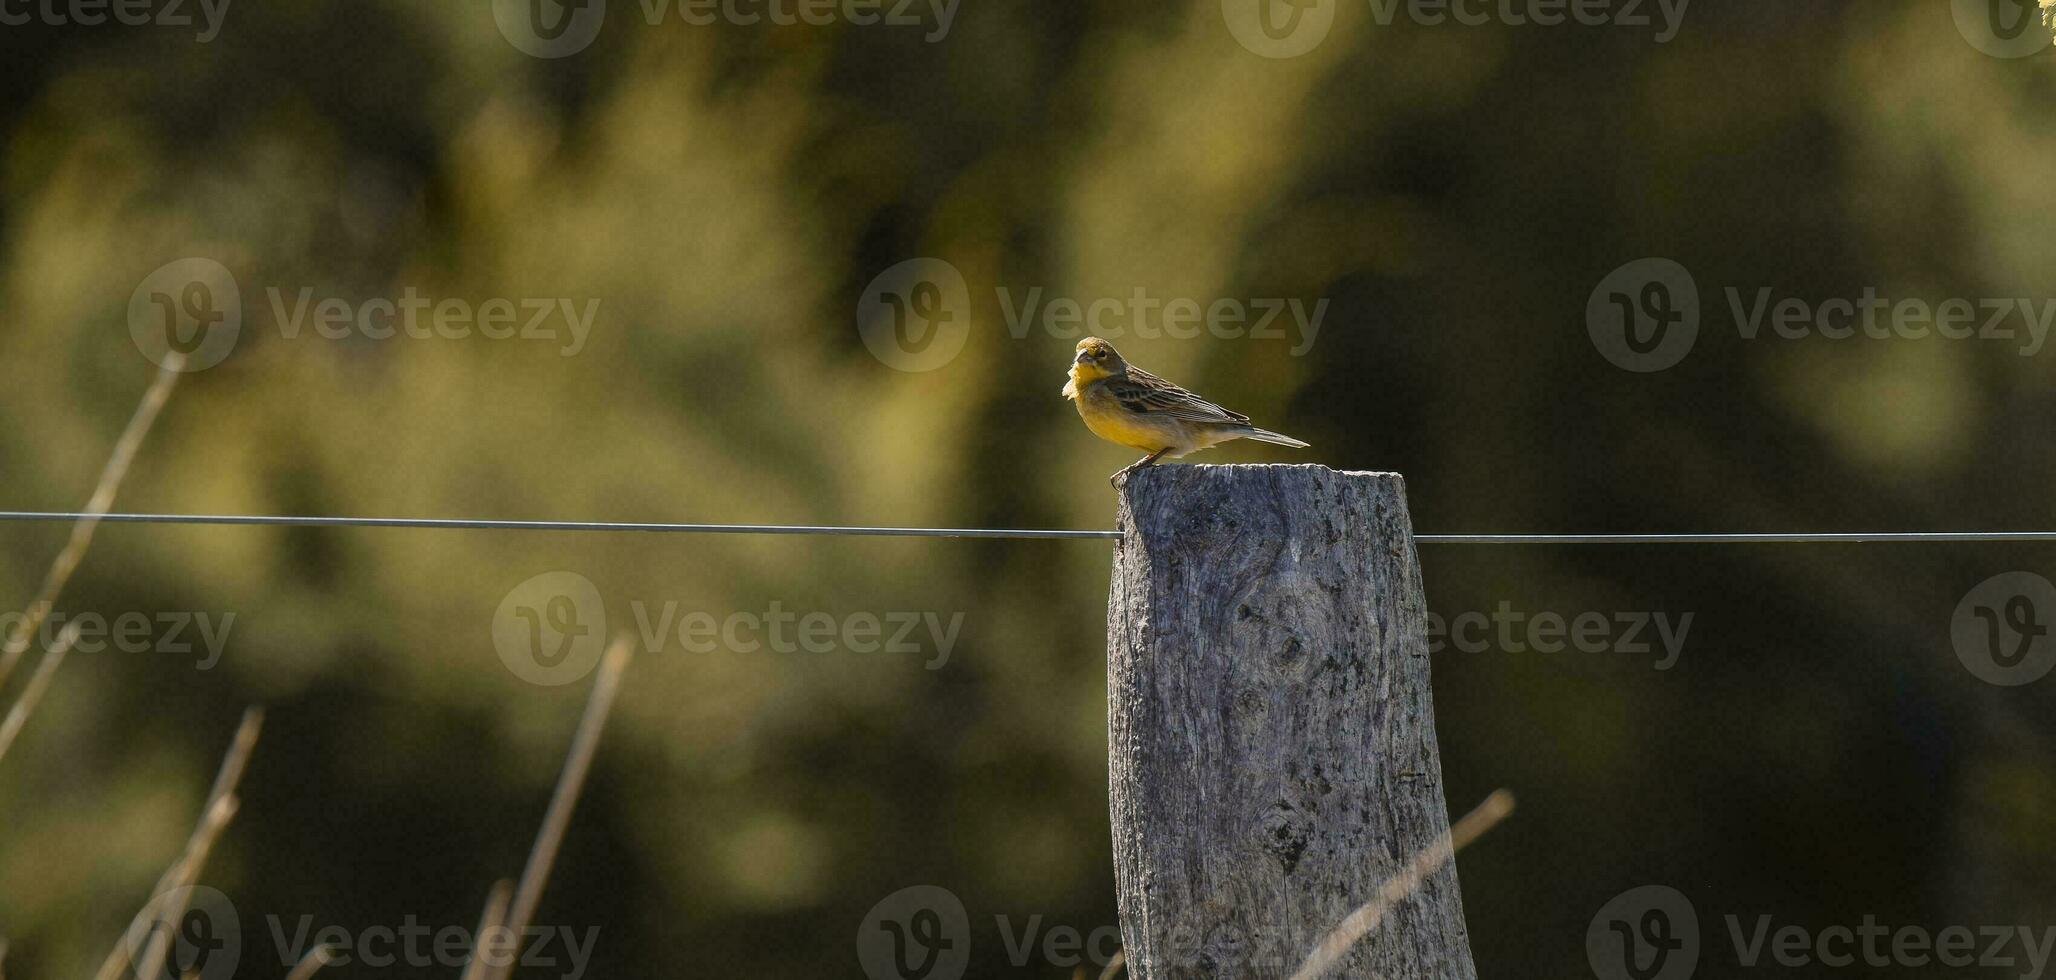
[1107,464,1478,979]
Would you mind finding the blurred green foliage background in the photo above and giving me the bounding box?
[2,1,2055,976]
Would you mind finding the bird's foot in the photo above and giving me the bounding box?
[1109,451,1168,487]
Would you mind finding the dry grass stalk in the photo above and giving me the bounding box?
[479,635,635,980]
[283,943,337,980]
[0,356,183,716]
[458,881,513,980]
[0,621,82,765]
[92,707,263,980]
[1286,790,1516,980]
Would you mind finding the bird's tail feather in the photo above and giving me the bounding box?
[1240,427,1310,449]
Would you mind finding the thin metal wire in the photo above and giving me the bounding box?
[3,511,2056,543]
[1414,532,2056,544]
[0,512,1120,540]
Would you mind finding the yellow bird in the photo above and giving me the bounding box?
[1062,336,1309,482]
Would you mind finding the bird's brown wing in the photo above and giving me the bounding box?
[1106,367,1251,425]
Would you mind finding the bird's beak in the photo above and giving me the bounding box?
[1075,351,1092,365]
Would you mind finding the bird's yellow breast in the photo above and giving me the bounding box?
[1069,378,1180,453]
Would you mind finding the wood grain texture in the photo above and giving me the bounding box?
[1107,464,1477,979]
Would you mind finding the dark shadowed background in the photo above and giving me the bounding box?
[2,1,2054,976]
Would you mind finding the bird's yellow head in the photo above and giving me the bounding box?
[1069,337,1127,385]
